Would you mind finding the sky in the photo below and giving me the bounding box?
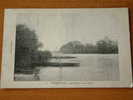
[16,9,122,51]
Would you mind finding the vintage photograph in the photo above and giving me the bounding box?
[14,10,120,81]
[1,8,132,88]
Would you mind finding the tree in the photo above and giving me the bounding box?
[96,37,118,54]
[60,41,83,53]
[15,24,43,72]
[84,44,97,53]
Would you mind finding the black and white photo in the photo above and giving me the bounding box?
[1,8,132,88]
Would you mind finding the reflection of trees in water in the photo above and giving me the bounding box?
[33,68,40,81]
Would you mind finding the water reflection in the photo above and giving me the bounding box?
[14,54,119,81]
[33,68,40,81]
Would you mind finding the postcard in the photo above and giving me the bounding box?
[1,8,132,88]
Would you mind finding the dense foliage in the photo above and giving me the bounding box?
[15,24,52,72]
[60,37,118,54]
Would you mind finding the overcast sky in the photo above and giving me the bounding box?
[16,9,122,51]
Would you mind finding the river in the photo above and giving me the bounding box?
[15,54,120,81]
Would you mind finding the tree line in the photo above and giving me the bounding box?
[60,37,118,54]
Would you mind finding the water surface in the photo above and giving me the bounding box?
[37,54,119,81]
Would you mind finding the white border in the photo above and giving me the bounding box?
[1,8,132,88]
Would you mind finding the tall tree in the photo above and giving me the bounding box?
[15,24,42,71]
